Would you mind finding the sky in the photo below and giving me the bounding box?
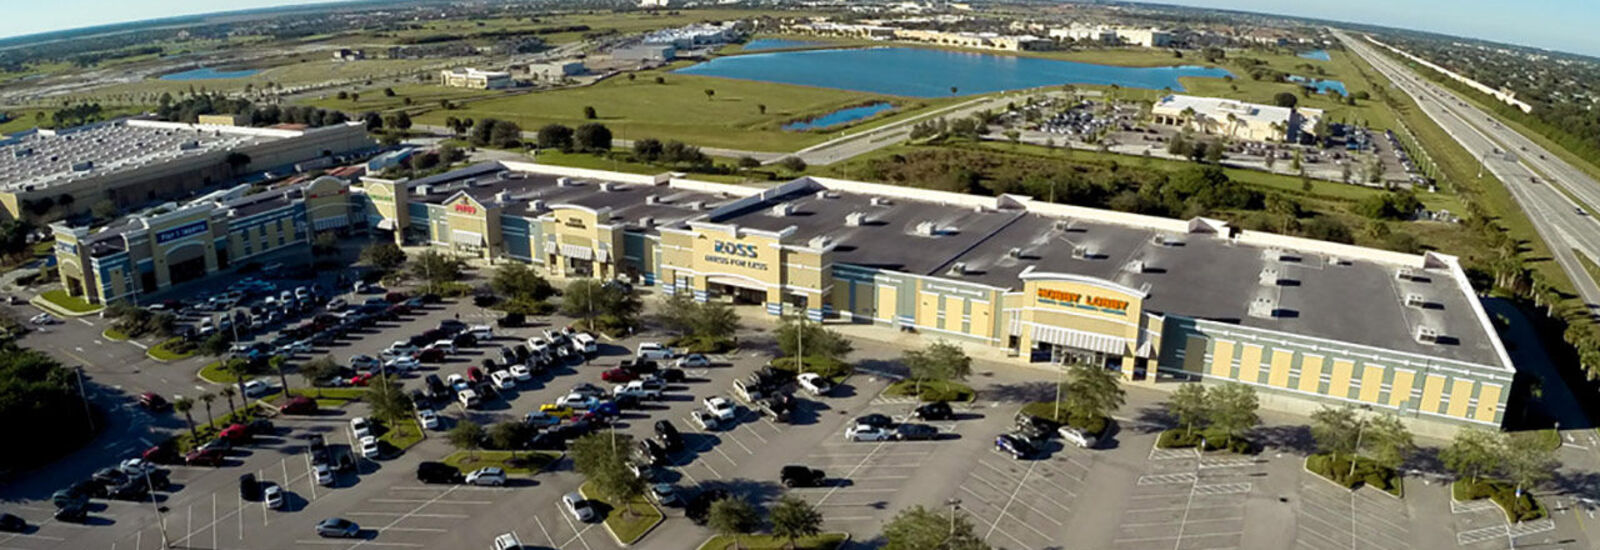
[3,0,1599,58]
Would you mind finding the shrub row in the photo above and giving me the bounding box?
[1306,453,1402,496]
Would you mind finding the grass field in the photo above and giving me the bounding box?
[1,106,153,136]
[379,419,424,451]
[74,57,470,100]
[442,450,559,475]
[580,481,663,545]
[417,64,934,151]
[301,84,508,113]
[148,338,196,361]
[39,289,100,313]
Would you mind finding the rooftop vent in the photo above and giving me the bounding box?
[71,161,94,172]
[972,205,986,213]
[771,203,796,216]
[646,195,661,205]
[1404,293,1426,308]
[638,217,655,228]
[816,190,839,199]
[1071,245,1091,259]
[808,236,830,249]
[415,185,430,195]
[1007,247,1023,258]
[1053,220,1072,231]
[1125,259,1145,274]
[1414,326,1439,344]
[844,212,868,226]
[689,201,706,211]
[1258,268,1280,286]
[870,197,891,206]
[946,262,969,276]
[1328,255,1344,266]
[1152,234,1180,247]
[1396,268,1419,281]
[914,221,938,236]
[556,177,574,187]
[494,191,511,203]
[12,147,32,158]
[598,182,618,192]
[179,140,199,151]
[466,178,486,187]
[530,199,546,211]
[1248,297,1276,319]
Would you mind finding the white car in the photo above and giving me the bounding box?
[509,365,532,382]
[385,356,420,372]
[349,355,380,370]
[614,381,662,400]
[315,464,334,486]
[458,389,481,409]
[29,313,57,325]
[690,409,719,431]
[491,370,516,390]
[417,409,440,430]
[466,467,507,487]
[383,343,420,358]
[676,354,711,368]
[557,393,601,410]
[280,340,313,354]
[468,325,495,341]
[429,340,457,354]
[447,374,470,392]
[493,533,523,550]
[702,396,737,421]
[326,298,348,311]
[350,417,372,439]
[263,484,284,509]
[636,342,676,361]
[119,458,155,475]
[358,436,381,458]
[562,492,595,522]
[797,373,833,396]
[242,379,270,397]
[846,424,892,442]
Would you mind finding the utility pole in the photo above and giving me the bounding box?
[145,471,170,548]
[944,498,962,549]
[74,366,95,433]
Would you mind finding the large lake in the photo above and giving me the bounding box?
[742,38,832,51]
[160,67,262,81]
[676,47,1233,97]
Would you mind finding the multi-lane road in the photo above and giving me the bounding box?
[1340,31,1600,311]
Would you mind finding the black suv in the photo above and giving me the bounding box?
[239,473,261,501]
[637,439,669,466]
[1014,414,1058,441]
[653,420,683,452]
[417,462,464,484]
[912,401,953,421]
[780,465,826,488]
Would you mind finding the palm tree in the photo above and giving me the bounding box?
[174,397,197,439]
[220,386,238,416]
[270,355,292,395]
[200,392,217,426]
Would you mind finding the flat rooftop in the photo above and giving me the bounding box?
[404,163,733,231]
[0,119,292,193]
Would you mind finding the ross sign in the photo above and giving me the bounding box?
[564,217,586,229]
[713,241,759,259]
[453,203,478,214]
[155,221,209,244]
[1037,288,1130,314]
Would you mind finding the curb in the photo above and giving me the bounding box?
[578,484,664,547]
[30,294,102,318]
[1302,456,1406,499]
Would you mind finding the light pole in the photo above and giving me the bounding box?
[1348,406,1372,484]
[73,366,95,433]
[145,472,170,548]
[944,498,962,549]
[1052,356,1067,421]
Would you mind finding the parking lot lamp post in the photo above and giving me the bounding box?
[1052,357,1066,421]
[74,366,95,433]
[145,471,170,548]
[944,498,961,549]
[1348,406,1371,484]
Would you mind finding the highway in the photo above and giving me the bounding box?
[1339,31,1600,312]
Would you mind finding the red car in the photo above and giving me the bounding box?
[601,368,636,383]
[350,373,376,386]
[138,392,169,412]
[218,424,251,443]
[142,444,179,464]
[466,367,485,384]
[184,448,225,466]
[417,347,446,363]
[279,396,317,415]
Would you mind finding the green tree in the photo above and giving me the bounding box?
[366,376,413,424]
[707,497,759,549]
[489,421,527,459]
[299,356,340,393]
[91,199,118,220]
[448,421,484,460]
[1061,363,1125,427]
[1441,428,1503,484]
[776,317,853,364]
[1361,414,1414,470]
[220,385,238,417]
[769,495,823,549]
[1309,405,1361,460]
[882,505,988,550]
[574,123,613,153]
[360,242,407,273]
[174,397,197,438]
[1166,383,1209,436]
[656,293,699,336]
[410,250,463,293]
[536,123,574,151]
[569,431,631,478]
[704,89,715,101]
[490,261,554,301]
[583,105,597,119]
[691,300,739,346]
[269,355,292,395]
[1206,383,1260,441]
[1503,432,1559,498]
[560,279,642,333]
[780,156,807,173]
[902,340,972,395]
[737,156,761,169]
[200,333,231,357]
[1273,92,1298,108]
[221,358,252,407]
[199,392,217,426]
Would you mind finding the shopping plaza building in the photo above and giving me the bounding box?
[55,161,1516,431]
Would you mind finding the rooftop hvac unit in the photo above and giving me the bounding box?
[946,262,969,276]
[1328,255,1343,266]
[914,221,937,236]
[1071,245,1090,259]
[689,201,706,210]
[556,177,574,187]
[646,195,661,205]
[638,217,655,228]
[771,203,795,216]
[1007,247,1023,258]
[809,236,830,249]
[1151,234,1175,246]
[1414,326,1439,344]
[13,147,32,158]
[1248,297,1276,319]
[972,205,986,213]
[599,182,619,192]
[71,161,94,172]
[494,191,511,204]
[1258,268,1279,286]
[1054,220,1071,231]
[1395,267,1418,281]
[529,199,546,211]
[1404,293,1426,308]
[814,190,837,199]
[1124,260,1145,274]
[414,185,430,195]
[844,212,867,226]
[179,140,199,151]
[870,197,891,206]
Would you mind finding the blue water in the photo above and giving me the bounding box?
[160,67,262,81]
[784,102,894,131]
[675,47,1234,97]
[743,39,831,51]
[1288,75,1348,95]
[1298,49,1332,61]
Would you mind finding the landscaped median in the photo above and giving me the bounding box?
[36,289,101,315]
[441,450,560,475]
[285,387,367,408]
[1453,478,1547,523]
[884,379,975,402]
[378,418,425,452]
[697,533,848,550]
[101,328,129,341]
[1305,453,1404,497]
[148,338,197,361]
[1155,428,1257,454]
[580,480,664,546]
[1018,401,1110,441]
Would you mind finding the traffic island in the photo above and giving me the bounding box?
[148,338,197,362]
[102,328,129,341]
[697,533,849,550]
[884,379,976,402]
[442,450,560,475]
[1305,453,1404,498]
[579,481,664,546]
[34,290,101,316]
[1453,478,1547,523]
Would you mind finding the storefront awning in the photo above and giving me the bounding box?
[451,230,484,247]
[596,248,610,263]
[707,275,765,291]
[558,244,593,260]
[312,216,349,231]
[1030,324,1129,356]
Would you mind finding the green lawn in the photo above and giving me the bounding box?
[1306,453,1404,497]
[1579,251,1600,288]
[441,450,559,475]
[289,387,366,407]
[300,84,507,113]
[1,106,151,136]
[885,379,976,402]
[416,64,931,151]
[149,338,197,361]
[1453,478,1546,522]
[197,360,238,382]
[698,533,849,550]
[102,328,130,341]
[379,419,424,451]
[532,149,758,184]
[580,481,663,545]
[38,289,100,313]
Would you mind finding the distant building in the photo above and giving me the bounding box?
[1115,28,1173,48]
[638,0,669,7]
[332,49,366,62]
[439,68,513,90]
[196,114,248,127]
[892,29,1047,51]
[611,44,677,63]
[519,61,586,82]
[784,22,897,39]
[1151,94,1323,143]
[640,23,740,49]
[1050,25,1172,48]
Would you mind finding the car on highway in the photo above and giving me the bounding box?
[314,518,361,538]
[562,492,596,522]
[780,465,826,488]
[466,467,508,487]
[845,424,893,442]
[703,396,737,421]
[796,373,833,396]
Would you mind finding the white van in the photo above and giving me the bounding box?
[571,333,597,355]
[467,325,494,341]
[636,342,676,361]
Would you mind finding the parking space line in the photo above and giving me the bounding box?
[815,441,888,506]
[346,513,470,519]
[532,515,556,549]
[983,461,1039,541]
[295,540,423,548]
[349,485,463,550]
[557,503,595,550]
[382,527,448,533]
[367,499,493,505]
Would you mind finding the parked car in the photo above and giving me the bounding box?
[703,396,737,421]
[314,518,361,538]
[654,420,683,451]
[539,404,575,419]
[911,401,953,421]
[490,370,516,390]
[0,513,26,533]
[995,433,1037,460]
[350,417,372,439]
[676,354,711,368]
[279,396,317,414]
[1059,426,1098,449]
[239,473,262,501]
[854,414,894,429]
[263,484,285,509]
[601,368,636,383]
[797,373,833,396]
[846,424,893,442]
[637,439,669,466]
[636,342,676,360]
[358,436,381,459]
[466,467,508,487]
[562,492,595,522]
[417,462,464,484]
[556,393,601,410]
[649,483,681,506]
[614,380,663,400]
[780,465,826,488]
[417,409,440,430]
[186,448,226,466]
[509,364,533,381]
[894,423,940,441]
[138,392,170,412]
